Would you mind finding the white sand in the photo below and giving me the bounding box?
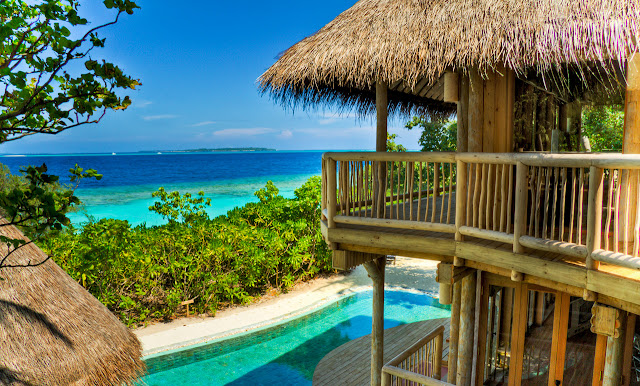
[134,257,440,355]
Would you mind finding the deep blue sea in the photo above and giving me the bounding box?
[0,151,323,226]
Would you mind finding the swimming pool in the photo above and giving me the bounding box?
[140,290,450,385]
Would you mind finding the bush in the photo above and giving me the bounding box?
[42,176,331,326]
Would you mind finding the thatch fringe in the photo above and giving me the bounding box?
[0,220,145,386]
[259,0,640,115]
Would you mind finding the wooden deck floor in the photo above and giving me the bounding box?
[312,318,450,386]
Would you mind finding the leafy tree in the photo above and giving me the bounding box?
[0,0,138,268]
[582,105,624,152]
[405,117,457,152]
[386,133,407,152]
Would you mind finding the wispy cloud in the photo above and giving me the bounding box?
[191,121,216,127]
[213,128,274,137]
[279,129,293,139]
[142,114,178,121]
[132,100,153,108]
[298,126,372,138]
[317,112,359,125]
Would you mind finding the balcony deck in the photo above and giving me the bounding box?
[322,152,640,314]
[313,318,450,386]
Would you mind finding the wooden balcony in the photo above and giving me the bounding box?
[320,152,640,313]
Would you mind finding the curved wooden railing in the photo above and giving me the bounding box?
[381,325,452,386]
[322,151,640,275]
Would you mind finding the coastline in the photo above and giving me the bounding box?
[134,257,440,356]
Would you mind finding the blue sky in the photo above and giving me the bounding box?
[1,0,423,154]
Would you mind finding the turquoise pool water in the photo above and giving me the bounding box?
[140,290,451,385]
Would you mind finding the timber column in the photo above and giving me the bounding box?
[367,81,388,386]
[364,257,386,386]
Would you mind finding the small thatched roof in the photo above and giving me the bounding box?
[0,220,144,385]
[259,0,640,116]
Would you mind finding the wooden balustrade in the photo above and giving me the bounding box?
[381,326,451,386]
[323,152,640,276]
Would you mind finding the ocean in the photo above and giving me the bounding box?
[0,151,324,226]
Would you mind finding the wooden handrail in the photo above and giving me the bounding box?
[324,151,640,169]
[381,326,449,386]
[381,365,454,386]
[322,151,640,279]
[386,325,445,366]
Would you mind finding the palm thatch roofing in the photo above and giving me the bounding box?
[0,220,144,385]
[259,0,640,117]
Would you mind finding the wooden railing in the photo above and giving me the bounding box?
[381,325,451,386]
[322,152,640,274]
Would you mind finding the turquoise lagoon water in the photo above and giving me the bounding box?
[141,290,450,385]
[0,151,323,226]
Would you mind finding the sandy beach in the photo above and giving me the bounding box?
[135,257,440,355]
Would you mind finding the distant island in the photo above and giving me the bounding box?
[141,147,276,153]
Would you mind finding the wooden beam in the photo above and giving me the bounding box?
[376,81,388,152]
[456,273,476,384]
[364,257,386,386]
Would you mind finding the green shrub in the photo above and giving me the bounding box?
[42,176,331,326]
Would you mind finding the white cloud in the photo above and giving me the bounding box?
[191,121,216,127]
[143,114,178,121]
[213,128,274,137]
[279,130,293,139]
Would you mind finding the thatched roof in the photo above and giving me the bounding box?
[259,0,640,116]
[0,220,144,385]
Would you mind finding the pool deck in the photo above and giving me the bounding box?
[313,318,450,385]
[134,257,440,355]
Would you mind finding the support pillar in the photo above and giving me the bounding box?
[364,257,386,386]
[621,54,640,244]
[456,272,477,385]
[448,281,462,384]
[603,312,627,386]
[376,81,388,152]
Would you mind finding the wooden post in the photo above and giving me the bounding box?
[376,81,388,152]
[594,334,608,386]
[448,281,462,384]
[549,292,571,385]
[374,81,388,217]
[475,274,490,385]
[327,158,338,230]
[444,72,460,103]
[364,257,386,386]
[468,69,484,152]
[586,166,604,301]
[456,160,468,241]
[603,312,627,386]
[624,53,640,154]
[512,162,527,280]
[620,54,640,246]
[508,283,529,386]
[437,263,453,305]
[499,287,514,359]
[458,74,470,152]
[622,313,636,386]
[456,272,477,385]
